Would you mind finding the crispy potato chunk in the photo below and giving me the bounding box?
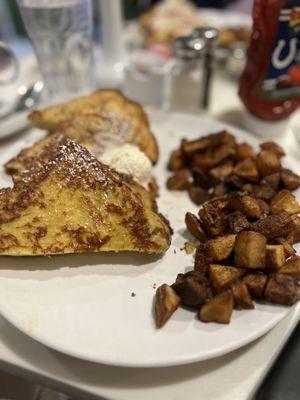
[249,212,293,240]
[225,174,245,190]
[262,173,280,190]
[257,150,281,177]
[199,291,234,324]
[226,211,249,234]
[235,231,267,269]
[256,199,270,214]
[199,203,225,237]
[291,215,300,243]
[243,273,268,299]
[230,194,262,219]
[280,169,300,191]
[184,241,199,255]
[260,142,285,158]
[253,184,276,202]
[168,149,186,171]
[155,284,181,328]
[185,212,207,242]
[206,235,236,262]
[210,161,233,179]
[279,256,300,279]
[192,168,212,188]
[235,142,256,161]
[212,182,229,198]
[166,169,191,191]
[233,158,259,182]
[192,144,235,170]
[275,237,296,258]
[209,264,246,293]
[231,282,254,310]
[266,245,285,269]
[270,189,300,215]
[264,274,298,306]
[194,246,212,277]
[188,186,209,205]
[172,272,211,307]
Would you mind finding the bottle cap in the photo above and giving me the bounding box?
[174,36,205,60]
[244,110,290,138]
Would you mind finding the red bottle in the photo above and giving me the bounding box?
[239,0,300,121]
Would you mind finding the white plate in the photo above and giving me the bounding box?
[0,112,298,368]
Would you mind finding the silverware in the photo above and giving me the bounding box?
[0,81,44,120]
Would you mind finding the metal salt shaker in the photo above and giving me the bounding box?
[192,27,219,110]
[165,35,205,113]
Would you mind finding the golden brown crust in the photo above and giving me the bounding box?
[28,90,159,164]
[0,136,170,256]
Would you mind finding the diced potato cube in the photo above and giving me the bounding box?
[260,142,285,158]
[168,149,186,171]
[265,245,285,269]
[257,150,281,177]
[280,169,300,191]
[234,231,267,269]
[231,282,254,309]
[172,272,211,307]
[230,194,262,219]
[279,256,300,279]
[166,169,191,191]
[209,264,246,293]
[243,273,268,299]
[270,189,300,215]
[185,212,207,242]
[233,158,259,182]
[264,274,298,306]
[206,235,236,262]
[199,291,234,324]
[155,284,181,328]
[235,142,256,161]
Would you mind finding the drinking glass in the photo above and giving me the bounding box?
[17,0,93,103]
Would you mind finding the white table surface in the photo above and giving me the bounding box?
[0,57,299,400]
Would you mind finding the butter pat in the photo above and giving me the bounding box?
[100,144,152,187]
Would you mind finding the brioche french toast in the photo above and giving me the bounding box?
[0,136,171,256]
[28,90,158,164]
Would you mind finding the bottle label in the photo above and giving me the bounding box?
[262,1,300,101]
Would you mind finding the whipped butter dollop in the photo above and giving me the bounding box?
[100,144,152,187]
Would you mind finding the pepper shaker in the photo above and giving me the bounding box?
[192,27,219,110]
[165,35,205,114]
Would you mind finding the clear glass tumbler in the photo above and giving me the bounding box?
[17,0,93,103]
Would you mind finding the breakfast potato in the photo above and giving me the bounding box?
[185,212,207,242]
[233,158,259,182]
[265,245,285,269]
[226,211,249,234]
[184,241,199,255]
[192,167,213,188]
[270,189,300,215]
[242,183,254,194]
[235,142,256,161]
[291,215,300,243]
[212,182,229,198]
[209,264,246,293]
[206,234,236,262]
[199,203,225,237]
[243,273,268,299]
[166,169,191,190]
[231,282,254,310]
[230,194,262,219]
[275,237,296,258]
[249,212,293,240]
[262,173,280,190]
[253,184,276,202]
[168,149,186,171]
[264,274,298,306]
[192,144,235,170]
[199,291,234,324]
[225,174,245,190]
[257,150,281,177]
[234,231,267,269]
[260,142,285,158]
[172,272,211,307]
[210,161,233,179]
[256,199,270,214]
[155,284,181,328]
[280,169,300,191]
[188,186,209,205]
[279,256,300,279]
[181,137,211,156]
[194,246,213,277]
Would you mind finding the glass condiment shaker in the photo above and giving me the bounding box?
[165,36,205,113]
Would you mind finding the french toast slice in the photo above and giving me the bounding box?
[28,90,158,163]
[0,136,171,256]
[5,114,136,175]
